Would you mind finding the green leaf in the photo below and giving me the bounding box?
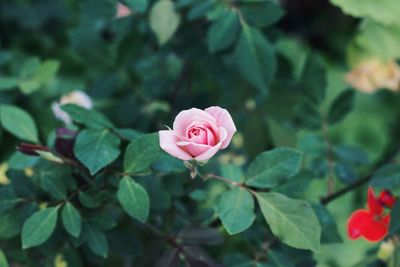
[61,104,114,129]
[275,170,313,198]
[0,187,22,214]
[370,164,400,189]
[330,0,400,25]
[117,176,150,222]
[239,1,284,27]
[207,9,239,53]
[327,90,355,124]
[149,0,181,45]
[124,0,149,13]
[62,202,82,238]
[74,129,121,175]
[0,104,39,142]
[40,173,67,200]
[245,148,303,188]
[0,249,9,267]
[86,225,108,258]
[232,24,276,94]
[0,77,17,91]
[187,0,215,21]
[220,164,244,183]
[79,192,102,208]
[312,204,342,244]
[256,192,321,252]
[216,187,255,235]
[21,206,59,249]
[389,201,400,235]
[293,102,321,130]
[300,55,327,104]
[18,59,60,94]
[123,133,162,173]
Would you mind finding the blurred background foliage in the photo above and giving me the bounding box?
[1,0,400,267]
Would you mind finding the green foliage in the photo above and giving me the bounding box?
[117,176,150,222]
[123,133,162,173]
[216,187,255,234]
[125,0,149,13]
[0,104,38,142]
[85,224,109,258]
[256,192,321,252]
[232,24,276,94]
[61,104,114,130]
[0,249,9,267]
[149,0,181,45]
[327,89,355,124]
[370,164,400,188]
[21,206,60,249]
[74,129,121,174]
[62,202,82,238]
[207,9,239,53]
[245,148,303,188]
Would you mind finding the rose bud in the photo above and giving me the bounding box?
[379,190,396,208]
[159,106,236,162]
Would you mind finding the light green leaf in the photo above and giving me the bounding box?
[61,104,114,130]
[22,206,59,249]
[207,9,239,53]
[0,104,39,143]
[256,192,321,252]
[62,202,82,238]
[18,59,60,94]
[117,176,150,222]
[74,129,121,175]
[86,225,108,258]
[330,0,400,25]
[0,77,17,91]
[245,148,303,188]
[0,249,9,267]
[217,187,255,235]
[124,133,162,173]
[149,0,181,45]
[232,24,276,94]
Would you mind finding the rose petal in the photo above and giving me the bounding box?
[159,130,192,160]
[179,142,211,157]
[368,187,383,215]
[205,106,236,149]
[173,108,217,136]
[195,127,228,161]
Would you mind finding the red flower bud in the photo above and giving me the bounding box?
[379,190,396,208]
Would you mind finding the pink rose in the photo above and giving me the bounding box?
[159,106,236,161]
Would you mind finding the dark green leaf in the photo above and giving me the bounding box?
[117,176,150,222]
[0,187,22,214]
[312,204,342,244]
[300,55,327,104]
[217,187,255,234]
[245,148,303,188]
[370,164,400,189]
[334,163,357,184]
[178,227,223,245]
[389,201,400,235]
[275,170,313,198]
[123,133,162,173]
[79,192,102,209]
[62,202,82,238]
[232,24,276,94]
[207,10,239,52]
[21,206,59,249]
[187,0,215,21]
[0,104,38,142]
[293,102,321,130]
[124,0,149,13]
[0,77,17,91]
[256,192,321,252]
[85,225,108,258]
[220,164,244,183]
[155,249,180,267]
[240,1,284,27]
[74,129,121,175]
[333,145,369,165]
[327,90,355,124]
[61,104,114,130]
